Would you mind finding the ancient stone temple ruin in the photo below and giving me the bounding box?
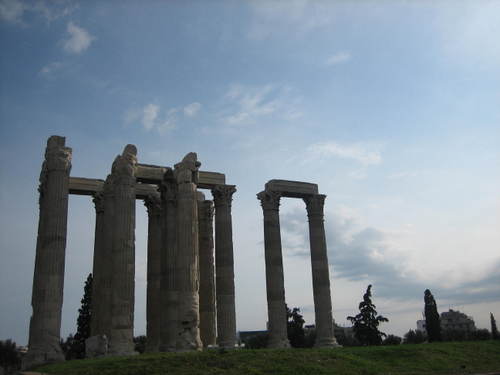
[24,136,237,368]
[24,135,340,368]
[257,180,339,348]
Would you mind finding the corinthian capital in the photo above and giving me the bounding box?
[144,192,162,217]
[174,152,201,185]
[304,194,326,217]
[257,190,281,211]
[212,185,236,208]
[92,192,105,214]
[112,144,138,182]
[44,135,72,172]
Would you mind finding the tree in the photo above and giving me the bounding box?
[0,339,21,372]
[347,285,388,345]
[382,334,402,345]
[491,313,499,340]
[403,329,426,344]
[424,289,441,342]
[67,273,93,359]
[133,336,147,354]
[286,305,306,348]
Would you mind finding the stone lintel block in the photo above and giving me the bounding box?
[198,171,225,189]
[136,164,171,183]
[265,179,319,198]
[69,177,104,195]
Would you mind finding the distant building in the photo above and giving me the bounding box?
[416,309,476,334]
[440,309,476,332]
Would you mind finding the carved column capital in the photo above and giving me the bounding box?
[111,144,137,185]
[174,152,201,185]
[144,193,162,217]
[212,185,236,208]
[44,136,72,172]
[304,194,326,218]
[257,190,281,211]
[92,192,105,214]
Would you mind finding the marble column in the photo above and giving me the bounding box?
[90,192,105,337]
[198,196,216,347]
[174,153,202,351]
[304,194,338,347]
[257,190,290,348]
[108,145,137,356]
[159,172,177,352]
[145,192,162,352]
[24,136,72,369]
[212,185,237,349]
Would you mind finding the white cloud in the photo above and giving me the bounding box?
[183,102,201,117]
[0,0,76,24]
[63,21,94,54]
[326,51,351,66]
[221,83,302,126]
[0,0,24,22]
[125,101,201,134]
[39,61,63,76]
[142,104,159,131]
[304,141,382,166]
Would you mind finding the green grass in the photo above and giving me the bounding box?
[36,340,500,375]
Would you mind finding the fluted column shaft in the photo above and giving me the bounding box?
[145,193,162,352]
[24,136,72,369]
[198,199,216,347]
[257,190,290,348]
[304,194,338,347]
[90,192,105,337]
[212,185,237,349]
[159,177,177,352]
[174,154,202,350]
[108,145,137,356]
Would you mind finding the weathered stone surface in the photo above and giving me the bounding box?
[108,145,137,356]
[23,136,72,370]
[304,195,339,347]
[198,197,216,347]
[85,335,108,358]
[144,192,162,352]
[257,190,290,348]
[212,185,237,348]
[265,180,318,198]
[198,171,225,188]
[174,153,202,351]
[159,172,177,352]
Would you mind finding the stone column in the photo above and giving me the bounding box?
[24,136,72,369]
[145,192,162,352]
[304,194,338,347]
[212,185,237,349]
[159,171,177,352]
[257,190,290,348]
[90,192,105,337]
[108,145,137,356]
[174,153,202,351]
[198,195,216,347]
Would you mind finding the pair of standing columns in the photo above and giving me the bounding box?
[257,190,338,348]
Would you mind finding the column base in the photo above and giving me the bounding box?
[267,337,290,349]
[314,336,341,348]
[22,347,65,370]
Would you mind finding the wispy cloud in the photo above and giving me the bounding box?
[39,61,63,76]
[303,141,382,166]
[248,0,336,40]
[221,83,302,126]
[125,101,201,134]
[325,51,351,66]
[183,102,201,117]
[63,21,94,54]
[280,207,500,305]
[0,0,76,24]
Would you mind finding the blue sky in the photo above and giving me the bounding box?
[1,0,499,345]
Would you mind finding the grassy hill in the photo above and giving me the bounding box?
[36,340,500,375]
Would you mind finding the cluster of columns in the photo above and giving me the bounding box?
[257,181,339,348]
[24,136,237,369]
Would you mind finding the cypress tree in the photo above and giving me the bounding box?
[424,289,441,342]
[491,313,499,340]
[69,273,93,359]
[347,285,388,345]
